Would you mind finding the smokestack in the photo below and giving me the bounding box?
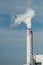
[26,29,33,65]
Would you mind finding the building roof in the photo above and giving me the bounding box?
[33,54,43,62]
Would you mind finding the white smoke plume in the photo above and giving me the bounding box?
[11,8,35,29]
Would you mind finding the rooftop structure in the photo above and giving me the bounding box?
[33,55,43,65]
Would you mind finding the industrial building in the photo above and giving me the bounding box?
[33,55,43,65]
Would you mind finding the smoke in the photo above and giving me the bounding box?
[11,8,35,29]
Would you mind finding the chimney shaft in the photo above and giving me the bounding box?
[27,29,33,65]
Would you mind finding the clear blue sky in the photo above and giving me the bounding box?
[0,0,43,65]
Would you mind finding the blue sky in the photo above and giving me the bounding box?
[0,0,43,65]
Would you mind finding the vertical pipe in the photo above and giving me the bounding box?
[27,29,33,65]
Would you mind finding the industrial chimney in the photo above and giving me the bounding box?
[26,29,33,65]
[24,29,33,65]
